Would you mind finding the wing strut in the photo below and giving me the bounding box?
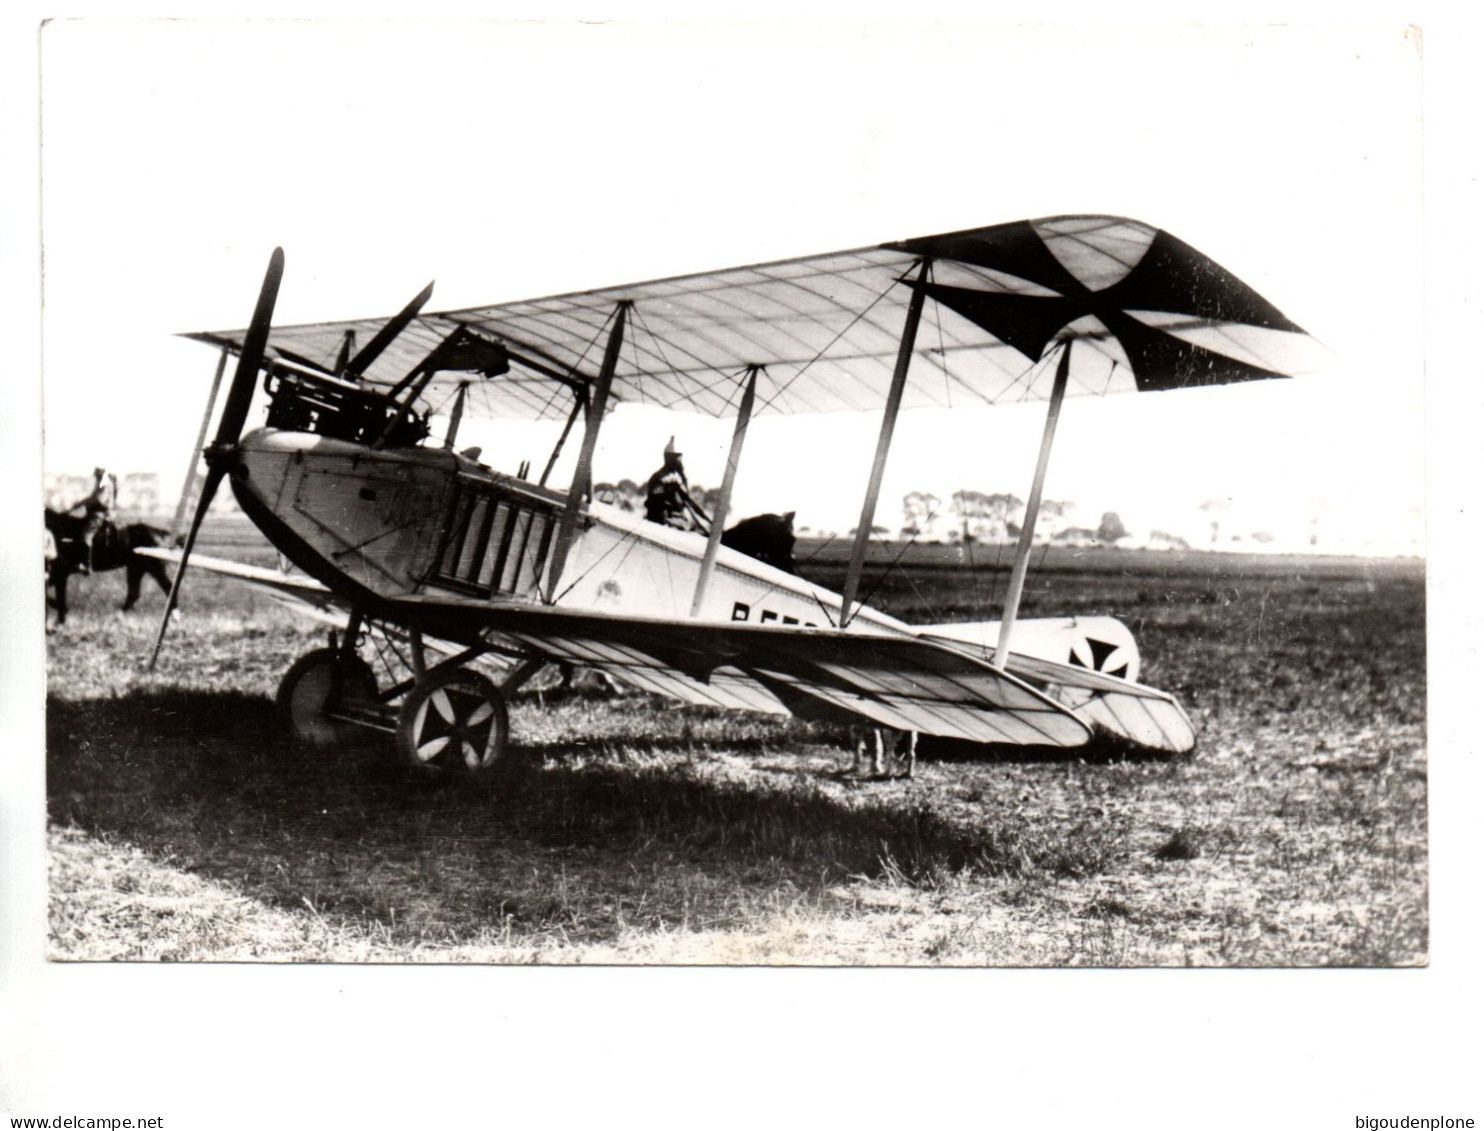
[993,340,1071,669]
[539,389,587,487]
[840,259,930,626]
[170,346,229,542]
[690,365,761,617]
[544,301,629,598]
[443,380,470,450]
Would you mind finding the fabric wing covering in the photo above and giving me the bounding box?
[993,651,1197,754]
[134,550,1093,744]
[141,549,1204,747]
[388,596,1094,746]
[185,215,1321,423]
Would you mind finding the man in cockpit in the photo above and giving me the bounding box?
[644,438,697,531]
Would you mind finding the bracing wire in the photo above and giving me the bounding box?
[752,271,903,417]
[626,302,748,414]
[854,516,940,622]
[571,303,622,379]
[930,262,955,411]
[551,523,648,606]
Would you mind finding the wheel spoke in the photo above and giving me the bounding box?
[417,736,451,761]
[397,669,504,774]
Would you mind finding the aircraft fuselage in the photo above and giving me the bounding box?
[229,428,909,636]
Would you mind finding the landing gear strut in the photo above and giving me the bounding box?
[273,610,545,778]
[275,610,381,748]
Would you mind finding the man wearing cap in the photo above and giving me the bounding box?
[75,466,118,574]
[644,438,696,531]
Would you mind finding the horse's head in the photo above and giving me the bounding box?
[755,512,797,571]
[777,510,796,550]
[722,511,798,574]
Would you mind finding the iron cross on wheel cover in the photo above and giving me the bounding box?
[396,669,509,774]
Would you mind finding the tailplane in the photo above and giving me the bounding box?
[920,616,1195,754]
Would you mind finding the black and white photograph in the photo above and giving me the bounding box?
[3,9,1476,1127]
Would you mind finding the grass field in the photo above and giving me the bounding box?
[45,517,1427,964]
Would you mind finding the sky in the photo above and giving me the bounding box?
[33,19,1425,552]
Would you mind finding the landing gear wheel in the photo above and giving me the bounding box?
[276,648,379,749]
[396,669,509,776]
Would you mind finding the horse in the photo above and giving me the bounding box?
[43,508,177,626]
[721,511,797,574]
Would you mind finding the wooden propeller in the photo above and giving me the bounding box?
[146,247,284,670]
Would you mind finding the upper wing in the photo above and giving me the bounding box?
[184,215,1321,423]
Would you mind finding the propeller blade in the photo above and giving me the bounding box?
[144,465,226,670]
[146,247,284,670]
[342,280,434,380]
[213,247,284,450]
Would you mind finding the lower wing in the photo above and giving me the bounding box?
[143,549,1092,748]
[136,548,343,620]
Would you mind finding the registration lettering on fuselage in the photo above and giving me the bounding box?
[733,600,814,628]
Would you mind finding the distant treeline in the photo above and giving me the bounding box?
[43,471,239,517]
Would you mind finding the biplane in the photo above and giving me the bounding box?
[144,215,1316,774]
